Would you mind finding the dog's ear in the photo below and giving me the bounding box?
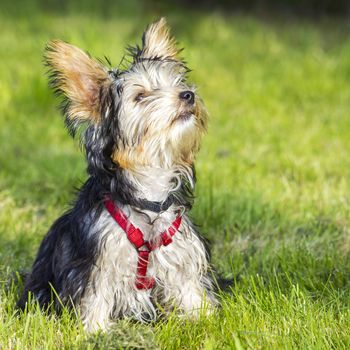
[139,18,180,60]
[45,40,112,126]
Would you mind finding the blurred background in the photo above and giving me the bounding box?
[1,0,350,278]
[2,0,350,279]
[1,1,350,347]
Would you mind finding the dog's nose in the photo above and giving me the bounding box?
[179,90,195,105]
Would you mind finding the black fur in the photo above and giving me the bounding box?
[18,32,212,316]
[17,75,198,313]
[17,179,103,311]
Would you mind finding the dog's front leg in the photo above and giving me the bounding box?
[154,219,218,317]
[173,277,216,317]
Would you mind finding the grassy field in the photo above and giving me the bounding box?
[1,1,350,348]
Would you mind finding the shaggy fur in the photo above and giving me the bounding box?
[18,18,218,332]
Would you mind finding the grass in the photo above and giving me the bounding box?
[1,1,350,348]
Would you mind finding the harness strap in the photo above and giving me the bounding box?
[104,198,182,290]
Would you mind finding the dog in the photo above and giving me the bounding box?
[18,18,218,332]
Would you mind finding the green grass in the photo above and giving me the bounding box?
[1,1,350,348]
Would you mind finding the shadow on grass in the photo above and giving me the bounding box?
[2,190,350,350]
[190,188,350,304]
[3,188,350,312]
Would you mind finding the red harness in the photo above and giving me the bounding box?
[104,199,182,290]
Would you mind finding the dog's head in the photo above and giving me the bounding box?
[45,18,207,175]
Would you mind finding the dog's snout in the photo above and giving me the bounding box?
[179,90,195,105]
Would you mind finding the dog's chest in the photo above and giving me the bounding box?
[91,208,181,284]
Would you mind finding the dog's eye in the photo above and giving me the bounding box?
[135,92,145,102]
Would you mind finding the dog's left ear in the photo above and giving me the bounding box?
[45,40,112,127]
[138,18,180,60]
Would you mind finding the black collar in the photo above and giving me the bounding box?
[115,194,176,213]
[135,194,175,213]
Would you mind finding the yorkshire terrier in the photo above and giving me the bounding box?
[18,18,218,332]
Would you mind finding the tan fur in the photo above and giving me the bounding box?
[45,40,111,122]
[112,149,141,170]
[140,18,180,60]
[24,19,217,334]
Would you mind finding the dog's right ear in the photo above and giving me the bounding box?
[45,40,112,129]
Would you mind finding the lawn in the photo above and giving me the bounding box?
[1,1,350,349]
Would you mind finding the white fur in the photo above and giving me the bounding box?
[79,167,217,332]
[113,59,206,169]
[71,19,214,332]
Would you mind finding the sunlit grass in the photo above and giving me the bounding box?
[1,1,350,348]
